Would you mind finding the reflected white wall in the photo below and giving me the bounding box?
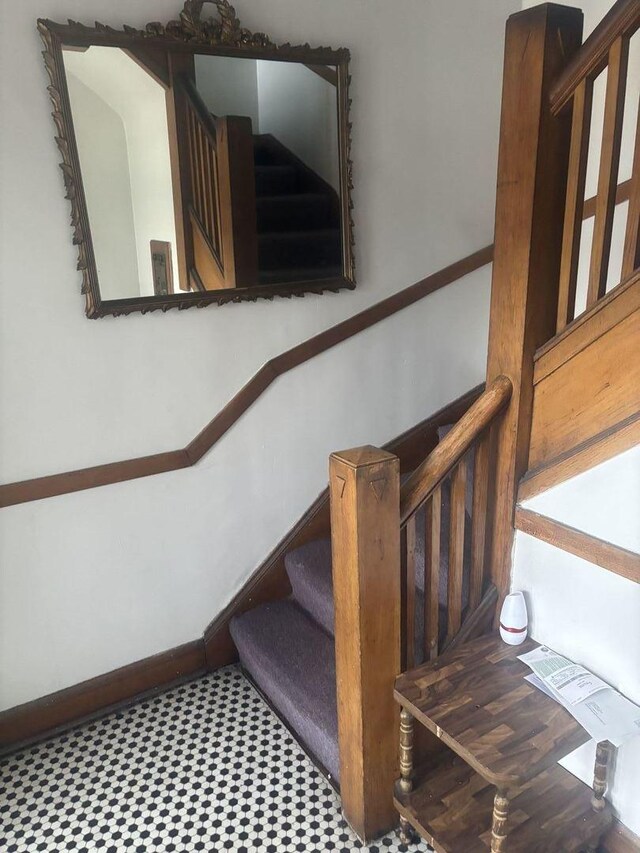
[66,73,140,299]
[63,47,179,295]
[257,61,339,189]
[195,55,260,130]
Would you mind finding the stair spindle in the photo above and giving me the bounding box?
[587,36,630,306]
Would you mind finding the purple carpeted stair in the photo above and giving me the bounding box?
[229,431,474,786]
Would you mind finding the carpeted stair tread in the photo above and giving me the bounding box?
[229,600,339,781]
[285,538,334,637]
[256,193,332,232]
[258,229,342,269]
[254,165,298,195]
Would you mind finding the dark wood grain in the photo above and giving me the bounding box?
[395,635,591,790]
[602,821,640,853]
[395,752,611,853]
[0,249,492,509]
[0,640,206,753]
[514,507,640,584]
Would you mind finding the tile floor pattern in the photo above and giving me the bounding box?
[0,666,433,853]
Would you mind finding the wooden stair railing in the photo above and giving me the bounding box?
[328,375,512,841]
[177,75,259,290]
[552,0,640,332]
[399,374,512,667]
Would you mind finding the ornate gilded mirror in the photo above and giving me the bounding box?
[38,1,354,317]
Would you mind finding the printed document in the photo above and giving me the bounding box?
[519,645,640,747]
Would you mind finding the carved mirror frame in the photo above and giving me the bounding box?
[38,0,354,317]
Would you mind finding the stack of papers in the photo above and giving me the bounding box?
[518,645,640,747]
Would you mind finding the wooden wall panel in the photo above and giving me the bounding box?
[529,309,640,471]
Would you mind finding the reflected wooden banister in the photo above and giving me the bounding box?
[550,0,640,115]
[178,74,258,290]
[399,375,512,525]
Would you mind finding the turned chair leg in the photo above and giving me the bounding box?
[490,790,510,853]
[398,708,415,845]
[592,741,613,812]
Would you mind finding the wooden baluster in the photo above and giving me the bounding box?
[401,516,417,670]
[209,145,221,254]
[622,96,640,279]
[469,432,490,611]
[424,489,441,661]
[329,446,401,841]
[198,127,212,242]
[447,459,467,642]
[187,109,198,211]
[558,77,594,331]
[587,36,630,306]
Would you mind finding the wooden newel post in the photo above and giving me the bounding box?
[485,3,584,600]
[329,446,401,842]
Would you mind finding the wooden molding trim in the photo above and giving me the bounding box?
[519,411,640,501]
[0,640,206,754]
[602,820,640,853]
[514,507,640,584]
[0,179,627,511]
[0,246,493,509]
[203,383,484,669]
[0,385,483,751]
[534,269,640,385]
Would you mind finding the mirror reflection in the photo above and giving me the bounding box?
[62,46,342,301]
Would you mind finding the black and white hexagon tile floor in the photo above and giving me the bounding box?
[0,666,433,853]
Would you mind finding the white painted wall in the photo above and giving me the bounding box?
[63,46,180,296]
[0,0,517,712]
[195,55,260,130]
[513,2,640,835]
[65,72,140,299]
[257,60,339,189]
[525,445,640,553]
[512,531,640,835]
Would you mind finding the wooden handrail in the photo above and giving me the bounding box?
[178,74,219,149]
[0,247,494,508]
[399,375,512,525]
[550,0,640,115]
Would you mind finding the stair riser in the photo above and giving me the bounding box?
[259,233,342,270]
[256,196,332,232]
[255,167,298,195]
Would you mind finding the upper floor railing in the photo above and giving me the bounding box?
[552,0,640,332]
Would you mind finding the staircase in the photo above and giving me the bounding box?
[229,432,475,785]
[253,134,343,285]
